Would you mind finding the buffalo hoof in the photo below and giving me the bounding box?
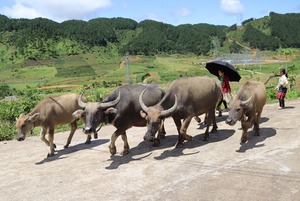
[175,142,184,148]
[122,149,129,155]
[211,128,218,133]
[158,133,166,139]
[202,136,208,141]
[152,138,160,147]
[47,153,55,158]
[185,135,193,141]
[85,140,91,144]
[240,138,248,143]
[64,144,69,149]
[53,144,57,149]
[94,133,98,139]
[109,146,117,155]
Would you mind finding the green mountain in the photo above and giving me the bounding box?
[0,12,299,68]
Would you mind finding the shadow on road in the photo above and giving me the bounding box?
[105,135,178,170]
[260,117,269,124]
[35,139,109,165]
[236,127,277,153]
[105,129,235,169]
[154,129,235,160]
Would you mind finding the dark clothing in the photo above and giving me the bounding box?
[277,87,287,99]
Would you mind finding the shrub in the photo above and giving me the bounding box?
[0,91,42,141]
[0,120,17,141]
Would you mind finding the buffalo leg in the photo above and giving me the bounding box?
[175,117,193,148]
[203,109,218,141]
[203,112,212,141]
[210,108,218,133]
[173,117,184,147]
[241,114,253,143]
[253,112,261,136]
[157,121,166,139]
[180,116,193,141]
[64,121,77,148]
[121,132,130,155]
[241,123,249,143]
[40,127,50,146]
[85,135,92,144]
[94,132,98,139]
[47,127,55,157]
[109,127,126,155]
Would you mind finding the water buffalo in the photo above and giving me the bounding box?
[139,76,222,147]
[16,93,93,157]
[72,84,165,155]
[225,81,267,143]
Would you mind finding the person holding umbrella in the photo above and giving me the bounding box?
[205,60,240,117]
[216,69,232,117]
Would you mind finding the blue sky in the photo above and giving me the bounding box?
[0,0,299,26]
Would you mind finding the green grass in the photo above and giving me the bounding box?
[1,50,300,94]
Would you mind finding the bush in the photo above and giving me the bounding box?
[0,92,42,141]
[0,120,17,141]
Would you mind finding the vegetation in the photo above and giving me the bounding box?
[1,12,300,141]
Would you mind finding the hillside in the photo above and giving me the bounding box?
[0,12,299,65]
[0,12,299,91]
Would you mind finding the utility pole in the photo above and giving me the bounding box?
[125,52,133,84]
[212,37,218,59]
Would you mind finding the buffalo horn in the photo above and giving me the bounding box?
[139,89,148,112]
[98,92,121,109]
[78,93,86,108]
[161,95,178,117]
[240,96,252,107]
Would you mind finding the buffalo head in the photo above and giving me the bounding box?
[16,113,39,141]
[226,96,252,126]
[73,92,120,134]
[139,89,177,142]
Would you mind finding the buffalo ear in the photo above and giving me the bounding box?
[28,113,39,122]
[140,110,147,119]
[72,110,84,118]
[104,107,117,115]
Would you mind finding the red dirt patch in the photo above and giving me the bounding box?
[39,84,80,89]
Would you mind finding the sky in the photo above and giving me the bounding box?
[0,0,299,26]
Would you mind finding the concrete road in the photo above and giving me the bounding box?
[1,99,300,201]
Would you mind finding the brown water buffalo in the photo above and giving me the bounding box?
[16,93,93,157]
[73,84,165,155]
[139,76,222,147]
[225,81,267,143]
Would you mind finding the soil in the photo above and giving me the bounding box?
[39,84,80,89]
[1,99,300,201]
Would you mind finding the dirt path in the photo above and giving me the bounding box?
[1,99,300,201]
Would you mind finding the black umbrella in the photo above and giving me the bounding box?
[205,60,241,82]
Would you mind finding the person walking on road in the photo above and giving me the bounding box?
[275,68,289,109]
[217,69,232,117]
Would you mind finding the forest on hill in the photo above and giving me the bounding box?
[0,12,300,67]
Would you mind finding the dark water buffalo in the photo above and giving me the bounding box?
[15,93,93,157]
[73,84,165,155]
[139,76,222,147]
[225,81,267,143]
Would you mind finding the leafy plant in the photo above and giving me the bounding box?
[0,120,17,141]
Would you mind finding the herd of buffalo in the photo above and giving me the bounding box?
[15,76,266,157]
